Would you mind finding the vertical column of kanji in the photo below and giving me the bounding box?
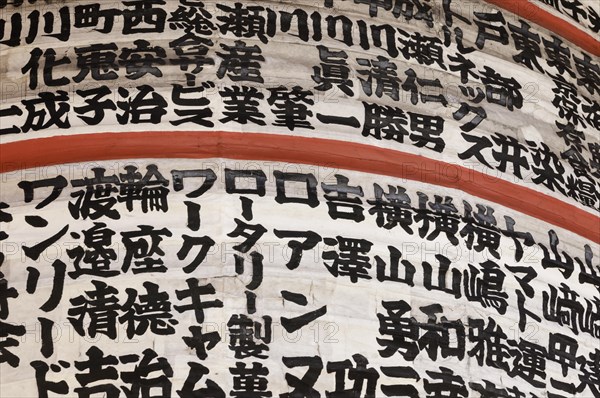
[222,168,273,397]
[271,169,326,396]
[169,164,225,397]
[0,1,73,135]
[214,3,268,129]
[0,201,27,373]
[169,0,216,129]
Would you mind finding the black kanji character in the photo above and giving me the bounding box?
[21,47,70,90]
[448,53,478,84]
[312,45,354,96]
[234,251,264,291]
[119,282,177,338]
[69,167,120,220]
[280,292,327,333]
[0,12,23,47]
[117,86,168,125]
[0,320,26,367]
[552,74,585,127]
[402,68,448,106]
[357,55,400,101]
[362,102,410,143]
[169,33,214,86]
[323,236,372,283]
[508,20,544,72]
[228,314,272,359]
[120,349,174,398]
[68,223,118,278]
[502,216,535,262]
[0,271,18,320]
[230,362,272,398]
[460,202,501,258]
[415,194,460,245]
[473,11,509,49]
[516,288,541,332]
[442,0,471,27]
[417,304,466,361]
[458,132,493,166]
[480,66,524,110]
[582,97,600,130]
[375,245,416,286]
[216,40,264,83]
[353,0,392,17]
[74,346,120,398]
[577,348,600,397]
[0,105,23,135]
[267,86,314,131]
[543,35,575,77]
[398,30,447,70]
[548,332,578,378]
[467,317,511,371]
[368,184,414,233]
[168,1,216,35]
[225,169,267,197]
[321,175,365,222]
[574,52,600,95]
[228,218,267,253]
[279,9,312,42]
[21,91,70,132]
[326,354,379,398]
[68,280,120,339]
[37,260,66,312]
[422,254,462,298]
[121,225,172,274]
[122,0,166,34]
[408,112,445,152]
[528,141,566,194]
[463,260,508,314]
[380,366,420,398]
[424,367,468,398]
[73,3,119,33]
[392,0,434,27]
[443,25,477,54]
[216,3,269,44]
[469,380,524,398]
[540,229,575,278]
[74,86,117,126]
[219,86,266,125]
[508,338,547,388]
[578,244,600,293]
[118,164,170,213]
[119,39,166,79]
[73,43,119,82]
[18,175,68,210]
[377,300,419,360]
[178,235,215,273]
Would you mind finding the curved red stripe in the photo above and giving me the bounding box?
[1,131,598,242]
[484,0,600,56]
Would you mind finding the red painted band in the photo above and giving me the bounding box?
[484,0,600,56]
[1,131,598,243]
